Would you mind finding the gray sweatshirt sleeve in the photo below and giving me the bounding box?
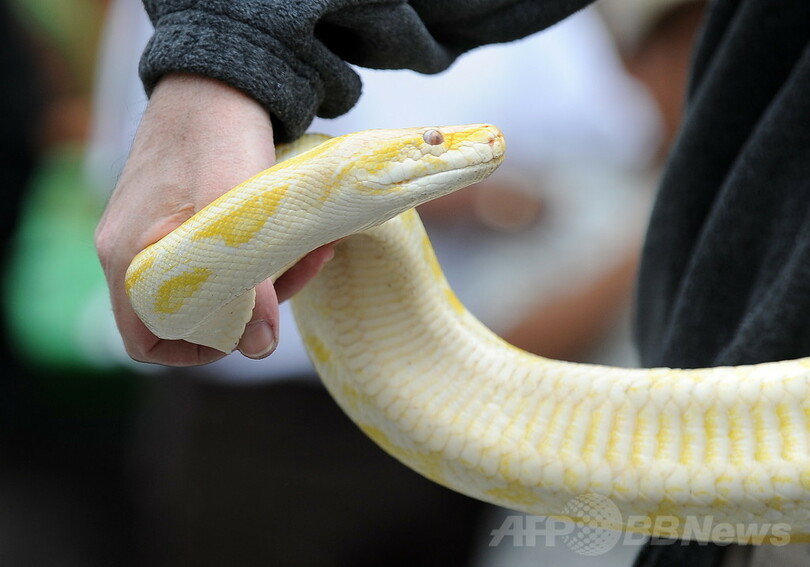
[140,0,593,141]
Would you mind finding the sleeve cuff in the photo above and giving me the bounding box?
[139,11,360,142]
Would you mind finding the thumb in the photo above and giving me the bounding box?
[237,278,279,359]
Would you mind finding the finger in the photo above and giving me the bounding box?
[237,278,280,359]
[140,338,228,367]
[106,256,224,366]
[114,298,227,367]
[274,242,337,303]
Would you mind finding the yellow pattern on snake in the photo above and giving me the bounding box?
[126,124,810,543]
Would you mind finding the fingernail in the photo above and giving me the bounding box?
[239,321,277,359]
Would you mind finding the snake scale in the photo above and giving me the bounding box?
[126,124,810,543]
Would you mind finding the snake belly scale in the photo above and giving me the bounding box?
[126,124,810,542]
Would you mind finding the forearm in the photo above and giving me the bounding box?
[140,0,594,141]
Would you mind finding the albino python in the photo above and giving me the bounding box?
[126,124,810,543]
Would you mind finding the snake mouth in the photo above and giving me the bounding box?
[400,128,505,193]
[357,150,504,198]
[429,130,506,188]
[449,152,505,185]
[395,157,504,210]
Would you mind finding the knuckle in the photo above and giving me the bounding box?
[93,221,117,271]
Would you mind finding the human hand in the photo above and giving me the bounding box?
[95,74,334,366]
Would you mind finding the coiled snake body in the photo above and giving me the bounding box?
[127,125,810,543]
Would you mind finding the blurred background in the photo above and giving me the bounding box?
[0,0,707,565]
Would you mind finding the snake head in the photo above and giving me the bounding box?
[333,123,506,208]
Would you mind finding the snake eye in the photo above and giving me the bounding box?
[422,129,444,146]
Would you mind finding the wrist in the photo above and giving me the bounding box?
[149,73,272,127]
[144,73,275,163]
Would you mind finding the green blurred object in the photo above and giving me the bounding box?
[4,145,131,371]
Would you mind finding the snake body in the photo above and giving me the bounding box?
[127,125,810,543]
